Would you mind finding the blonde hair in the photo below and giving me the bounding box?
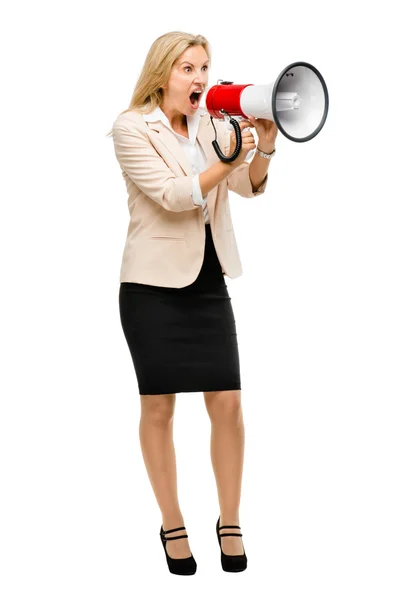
[106,31,211,137]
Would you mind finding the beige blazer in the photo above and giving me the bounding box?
[112,108,268,287]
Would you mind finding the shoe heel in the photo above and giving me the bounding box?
[160,525,197,575]
[216,516,247,572]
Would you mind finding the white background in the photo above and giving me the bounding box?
[1,0,399,598]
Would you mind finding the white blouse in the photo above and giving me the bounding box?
[142,107,210,224]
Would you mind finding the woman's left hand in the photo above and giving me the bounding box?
[246,115,278,145]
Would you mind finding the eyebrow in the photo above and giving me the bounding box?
[180,60,210,66]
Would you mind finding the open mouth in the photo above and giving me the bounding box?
[189,90,203,108]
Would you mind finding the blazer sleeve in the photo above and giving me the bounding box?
[112,124,198,212]
[192,173,207,206]
[223,119,269,198]
[227,161,268,198]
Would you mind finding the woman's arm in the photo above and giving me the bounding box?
[112,125,204,212]
[248,141,275,192]
[197,161,236,197]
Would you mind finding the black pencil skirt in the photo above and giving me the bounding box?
[118,223,241,395]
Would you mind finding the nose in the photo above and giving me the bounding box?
[194,70,208,86]
[194,76,208,89]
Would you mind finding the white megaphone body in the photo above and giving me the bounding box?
[205,61,329,162]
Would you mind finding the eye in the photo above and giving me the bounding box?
[184,66,208,72]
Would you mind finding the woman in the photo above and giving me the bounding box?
[108,31,278,575]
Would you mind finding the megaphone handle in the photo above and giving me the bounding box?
[228,115,252,159]
[210,114,242,163]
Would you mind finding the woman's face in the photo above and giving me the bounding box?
[161,45,210,116]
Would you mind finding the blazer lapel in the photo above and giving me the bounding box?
[197,114,226,169]
[145,112,222,177]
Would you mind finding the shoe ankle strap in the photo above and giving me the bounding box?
[218,524,241,530]
[162,533,188,541]
[219,532,242,537]
[162,525,186,535]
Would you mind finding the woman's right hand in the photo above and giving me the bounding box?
[227,120,256,168]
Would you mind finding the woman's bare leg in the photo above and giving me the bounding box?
[204,389,245,555]
[139,393,191,559]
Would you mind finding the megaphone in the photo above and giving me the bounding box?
[205,61,329,162]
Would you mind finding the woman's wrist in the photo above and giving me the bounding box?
[219,158,238,173]
[257,140,276,154]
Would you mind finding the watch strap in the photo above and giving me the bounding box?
[256,146,276,159]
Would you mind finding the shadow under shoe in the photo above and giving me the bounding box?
[160,525,197,575]
[216,516,248,572]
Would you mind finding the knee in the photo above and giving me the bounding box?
[140,394,175,425]
[205,390,243,424]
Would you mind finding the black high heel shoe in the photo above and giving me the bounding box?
[216,516,248,572]
[160,525,197,575]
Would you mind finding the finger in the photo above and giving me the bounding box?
[239,120,254,129]
[245,116,257,127]
[241,130,255,140]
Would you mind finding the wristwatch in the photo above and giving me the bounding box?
[256,146,276,159]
